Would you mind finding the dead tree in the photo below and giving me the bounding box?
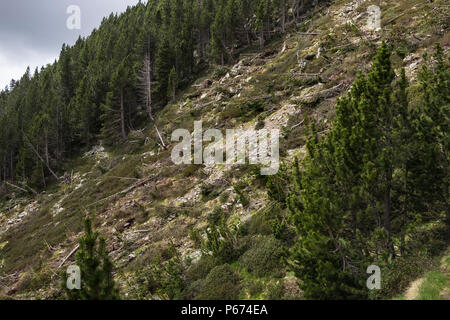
[138,53,154,121]
[22,131,59,181]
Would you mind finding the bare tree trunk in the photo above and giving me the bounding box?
[445,177,450,241]
[139,54,154,121]
[44,130,49,168]
[41,162,46,187]
[384,168,394,258]
[281,0,286,33]
[22,132,59,180]
[120,90,128,141]
[291,0,297,22]
[295,0,304,22]
[172,84,176,102]
[3,155,6,181]
[259,29,265,49]
[56,104,62,161]
[400,166,408,255]
[9,151,13,182]
[146,55,153,121]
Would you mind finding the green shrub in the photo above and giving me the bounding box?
[200,182,220,200]
[212,66,229,79]
[207,207,227,225]
[203,222,242,264]
[185,255,217,283]
[266,280,285,300]
[189,226,202,248]
[29,267,53,291]
[264,204,296,243]
[239,236,285,278]
[233,182,249,207]
[194,264,241,300]
[255,119,265,130]
[181,164,201,177]
[266,175,287,204]
[238,213,272,236]
[266,165,289,204]
[129,266,160,299]
[219,192,229,204]
[247,280,265,297]
[247,99,265,113]
[182,279,207,299]
[148,249,185,300]
[409,224,447,256]
[370,252,434,299]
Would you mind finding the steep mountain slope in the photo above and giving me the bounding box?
[0,0,449,299]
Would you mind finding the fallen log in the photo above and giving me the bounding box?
[22,132,59,180]
[86,175,155,208]
[297,32,320,35]
[155,125,167,150]
[297,83,346,105]
[291,119,305,130]
[5,182,28,194]
[58,244,80,269]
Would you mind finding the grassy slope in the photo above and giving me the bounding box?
[0,0,449,299]
[416,250,450,300]
[397,249,450,300]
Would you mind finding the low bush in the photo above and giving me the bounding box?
[202,221,244,264]
[207,207,227,225]
[370,252,434,299]
[239,236,285,278]
[238,213,272,236]
[200,182,220,201]
[185,255,217,283]
[266,280,285,300]
[247,280,265,297]
[193,264,241,300]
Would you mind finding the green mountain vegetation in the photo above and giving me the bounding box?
[0,0,448,300]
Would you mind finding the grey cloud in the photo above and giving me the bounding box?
[0,0,140,88]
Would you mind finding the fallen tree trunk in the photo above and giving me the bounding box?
[22,132,59,180]
[5,181,28,194]
[291,119,305,130]
[155,125,167,150]
[86,175,155,208]
[58,244,80,269]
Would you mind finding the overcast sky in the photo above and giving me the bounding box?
[0,0,140,89]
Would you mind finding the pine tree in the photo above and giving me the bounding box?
[287,43,420,299]
[167,67,178,102]
[288,121,368,299]
[416,43,449,236]
[101,56,134,144]
[154,32,174,103]
[359,42,397,258]
[256,0,272,48]
[59,44,74,105]
[210,2,227,65]
[62,217,119,300]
